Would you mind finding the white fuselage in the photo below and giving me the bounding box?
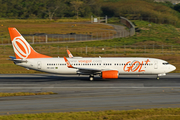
[15,57,176,76]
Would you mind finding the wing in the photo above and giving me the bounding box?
[64,57,116,74]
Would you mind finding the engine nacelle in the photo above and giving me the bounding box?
[102,70,119,79]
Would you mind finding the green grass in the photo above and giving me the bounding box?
[1,108,180,120]
[0,18,90,23]
[24,20,180,46]
[0,92,56,97]
[0,19,113,36]
[1,19,180,46]
[119,20,180,46]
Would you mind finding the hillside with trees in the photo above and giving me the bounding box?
[0,0,102,19]
[1,0,180,25]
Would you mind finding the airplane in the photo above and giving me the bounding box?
[8,27,176,81]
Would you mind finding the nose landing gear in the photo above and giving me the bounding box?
[156,73,166,80]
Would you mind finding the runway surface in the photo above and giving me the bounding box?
[0,73,180,115]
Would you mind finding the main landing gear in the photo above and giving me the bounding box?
[89,75,94,81]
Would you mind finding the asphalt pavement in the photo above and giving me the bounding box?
[0,73,180,115]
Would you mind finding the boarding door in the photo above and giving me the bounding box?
[154,61,158,69]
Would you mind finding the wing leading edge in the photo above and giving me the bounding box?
[63,56,117,74]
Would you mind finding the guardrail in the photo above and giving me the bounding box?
[120,16,135,36]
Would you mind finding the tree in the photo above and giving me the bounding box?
[43,0,63,20]
[71,0,83,19]
[80,0,102,17]
[0,0,7,17]
[174,3,180,13]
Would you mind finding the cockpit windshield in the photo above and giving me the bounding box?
[162,62,169,65]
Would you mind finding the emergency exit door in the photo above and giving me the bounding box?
[37,61,41,69]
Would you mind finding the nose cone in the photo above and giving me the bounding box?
[170,65,176,72]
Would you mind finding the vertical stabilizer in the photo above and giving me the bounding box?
[8,28,52,59]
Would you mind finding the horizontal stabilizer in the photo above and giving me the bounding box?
[9,56,27,63]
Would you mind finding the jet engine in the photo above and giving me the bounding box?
[102,70,119,79]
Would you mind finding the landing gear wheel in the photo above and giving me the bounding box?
[157,77,159,80]
[89,76,94,81]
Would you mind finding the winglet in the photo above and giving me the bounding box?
[64,57,74,68]
[67,49,73,58]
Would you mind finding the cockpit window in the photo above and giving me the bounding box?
[163,62,169,65]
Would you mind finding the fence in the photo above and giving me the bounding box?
[0,16,136,45]
[0,31,130,45]
[1,45,180,56]
[1,16,177,45]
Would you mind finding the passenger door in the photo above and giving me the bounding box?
[154,61,158,69]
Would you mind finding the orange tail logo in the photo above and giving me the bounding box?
[8,28,52,59]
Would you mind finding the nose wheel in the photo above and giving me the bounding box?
[89,75,94,81]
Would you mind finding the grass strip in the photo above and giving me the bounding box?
[0,108,180,120]
[0,20,115,41]
[0,92,56,97]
